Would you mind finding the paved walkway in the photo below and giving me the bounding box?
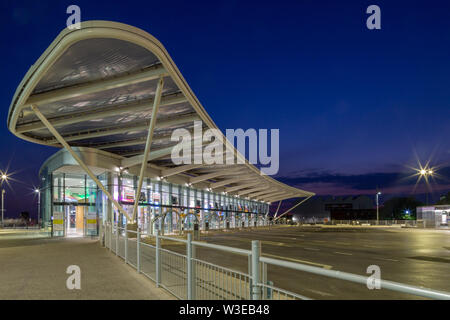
[0,232,174,299]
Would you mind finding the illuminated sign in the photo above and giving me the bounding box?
[152,192,160,202]
[121,187,135,203]
[53,212,64,231]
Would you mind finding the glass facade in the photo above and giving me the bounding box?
[39,169,269,237]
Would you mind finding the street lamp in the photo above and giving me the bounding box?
[376,191,381,225]
[1,172,8,228]
[419,168,434,204]
[35,188,41,228]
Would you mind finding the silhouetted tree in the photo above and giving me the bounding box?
[436,192,450,205]
[380,197,423,219]
[20,211,30,221]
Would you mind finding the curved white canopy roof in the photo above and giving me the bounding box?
[8,21,313,203]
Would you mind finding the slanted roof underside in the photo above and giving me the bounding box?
[8,21,314,202]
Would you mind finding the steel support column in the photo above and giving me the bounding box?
[275,195,312,221]
[30,104,132,221]
[132,77,164,222]
[274,200,282,218]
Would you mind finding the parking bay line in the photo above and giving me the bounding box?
[303,247,320,251]
[334,251,353,256]
[376,257,400,262]
[262,252,333,270]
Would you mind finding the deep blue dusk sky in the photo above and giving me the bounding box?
[0,0,449,217]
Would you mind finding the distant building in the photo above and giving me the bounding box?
[417,205,449,229]
[292,195,376,223]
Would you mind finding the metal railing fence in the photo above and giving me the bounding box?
[330,220,417,226]
[103,222,450,300]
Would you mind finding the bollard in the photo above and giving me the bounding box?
[115,222,119,256]
[101,221,105,247]
[187,233,194,300]
[109,222,112,251]
[125,223,128,264]
[156,232,161,287]
[251,240,261,300]
[137,227,141,273]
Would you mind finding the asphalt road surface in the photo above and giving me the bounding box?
[165,225,450,300]
[2,227,449,300]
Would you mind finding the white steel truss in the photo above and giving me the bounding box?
[161,164,202,178]
[132,77,164,222]
[17,93,186,134]
[275,195,313,221]
[238,186,271,197]
[25,65,168,108]
[189,168,245,185]
[30,104,132,221]
[274,200,282,218]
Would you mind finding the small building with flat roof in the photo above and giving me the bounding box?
[417,205,449,229]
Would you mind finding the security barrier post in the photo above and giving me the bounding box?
[156,232,161,287]
[125,222,128,263]
[251,240,261,300]
[137,227,141,273]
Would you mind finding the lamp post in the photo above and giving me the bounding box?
[1,173,7,228]
[419,169,433,205]
[376,191,381,225]
[35,189,41,228]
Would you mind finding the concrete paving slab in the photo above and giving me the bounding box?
[0,235,175,300]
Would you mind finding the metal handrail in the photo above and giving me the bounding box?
[192,240,251,256]
[259,256,450,300]
[103,222,450,300]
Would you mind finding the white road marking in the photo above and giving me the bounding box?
[303,247,320,251]
[262,252,333,269]
[306,288,334,297]
[334,251,352,256]
[262,240,290,247]
[377,257,400,262]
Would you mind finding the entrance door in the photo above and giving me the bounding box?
[65,204,84,237]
